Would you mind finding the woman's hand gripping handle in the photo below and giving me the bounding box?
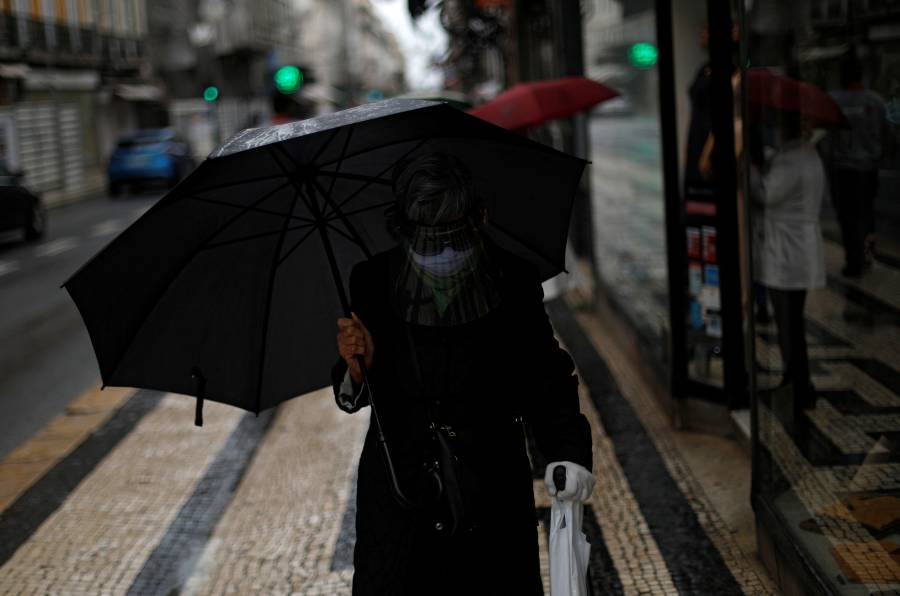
[336,312,374,386]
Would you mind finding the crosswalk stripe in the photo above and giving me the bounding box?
[90,219,125,237]
[0,385,133,513]
[179,388,367,595]
[34,236,78,258]
[0,395,243,592]
[127,410,275,595]
[0,260,19,278]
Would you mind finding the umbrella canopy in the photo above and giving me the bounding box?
[63,99,587,417]
[746,68,846,128]
[394,89,472,111]
[467,76,618,131]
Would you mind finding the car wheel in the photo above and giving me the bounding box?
[25,202,46,241]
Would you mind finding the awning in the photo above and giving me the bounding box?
[26,69,99,91]
[114,83,164,102]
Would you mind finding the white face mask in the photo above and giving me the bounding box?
[410,245,475,276]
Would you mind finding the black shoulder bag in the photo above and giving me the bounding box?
[405,326,482,536]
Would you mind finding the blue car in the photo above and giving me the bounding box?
[107,128,195,196]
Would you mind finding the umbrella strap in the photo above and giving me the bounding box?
[192,367,205,427]
[404,326,437,427]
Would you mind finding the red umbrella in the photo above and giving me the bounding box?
[746,68,846,128]
[467,76,619,131]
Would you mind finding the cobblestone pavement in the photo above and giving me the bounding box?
[0,302,778,595]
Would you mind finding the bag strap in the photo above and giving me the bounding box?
[404,325,439,427]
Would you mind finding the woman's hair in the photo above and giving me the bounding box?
[391,152,479,227]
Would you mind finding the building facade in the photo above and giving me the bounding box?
[294,0,405,114]
[0,0,155,206]
[146,0,297,160]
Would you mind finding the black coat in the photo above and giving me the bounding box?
[331,241,592,596]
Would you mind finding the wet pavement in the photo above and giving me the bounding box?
[0,192,159,460]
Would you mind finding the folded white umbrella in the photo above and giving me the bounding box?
[549,466,592,596]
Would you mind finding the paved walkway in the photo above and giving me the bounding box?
[0,300,776,595]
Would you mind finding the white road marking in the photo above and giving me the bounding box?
[0,259,20,277]
[35,237,79,258]
[91,219,125,237]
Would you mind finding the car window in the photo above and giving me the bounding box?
[118,129,173,148]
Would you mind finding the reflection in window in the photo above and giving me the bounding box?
[748,0,900,592]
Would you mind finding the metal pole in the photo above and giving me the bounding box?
[707,0,747,409]
[303,178,413,509]
[655,0,688,402]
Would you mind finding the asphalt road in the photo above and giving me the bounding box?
[0,191,161,460]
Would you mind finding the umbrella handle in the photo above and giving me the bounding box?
[553,464,567,493]
[356,354,415,509]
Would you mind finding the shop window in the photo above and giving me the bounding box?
[747,0,900,592]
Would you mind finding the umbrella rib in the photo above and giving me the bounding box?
[323,136,430,219]
[184,194,316,225]
[275,226,317,267]
[314,170,392,186]
[314,135,431,169]
[323,221,358,246]
[101,178,294,386]
[255,187,303,414]
[202,222,316,251]
[267,145,317,214]
[326,125,355,198]
[183,173,288,196]
[265,145,329,268]
[310,126,342,165]
[187,180,296,247]
[310,178,372,259]
[327,199,395,220]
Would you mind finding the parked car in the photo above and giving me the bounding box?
[0,161,45,241]
[107,128,195,196]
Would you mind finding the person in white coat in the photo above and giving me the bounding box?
[750,112,827,436]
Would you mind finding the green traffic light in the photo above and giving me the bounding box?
[629,43,658,69]
[203,86,219,102]
[274,65,303,94]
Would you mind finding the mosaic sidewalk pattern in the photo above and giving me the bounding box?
[754,232,900,592]
[551,300,776,596]
[0,303,777,595]
[0,389,163,567]
[179,388,367,596]
[0,395,244,594]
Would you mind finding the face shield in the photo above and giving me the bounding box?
[390,217,501,327]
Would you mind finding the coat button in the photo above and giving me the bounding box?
[434,522,444,531]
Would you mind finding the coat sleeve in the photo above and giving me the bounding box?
[331,260,375,413]
[518,269,593,472]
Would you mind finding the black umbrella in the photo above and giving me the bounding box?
[64,99,586,421]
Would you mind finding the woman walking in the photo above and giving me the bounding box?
[333,152,594,595]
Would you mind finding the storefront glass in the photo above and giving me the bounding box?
[670,0,738,391]
[583,2,671,376]
[746,1,900,592]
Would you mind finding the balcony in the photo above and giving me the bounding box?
[0,13,145,70]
